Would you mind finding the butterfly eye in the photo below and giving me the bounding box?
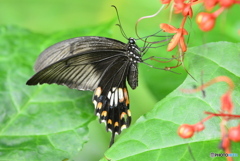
[129,38,136,44]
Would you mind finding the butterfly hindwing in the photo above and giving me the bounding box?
[93,59,132,146]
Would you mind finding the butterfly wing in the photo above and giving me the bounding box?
[93,58,132,146]
[34,36,126,72]
[27,36,127,91]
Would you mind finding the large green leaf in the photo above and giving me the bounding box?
[102,42,240,161]
[0,25,114,161]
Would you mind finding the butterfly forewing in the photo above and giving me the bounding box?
[27,50,127,90]
[34,37,126,72]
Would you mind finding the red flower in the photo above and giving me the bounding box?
[174,0,193,17]
[160,23,188,52]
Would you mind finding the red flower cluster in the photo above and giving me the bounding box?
[179,76,240,161]
[159,0,196,71]
[160,0,195,52]
[136,1,239,72]
[160,0,240,52]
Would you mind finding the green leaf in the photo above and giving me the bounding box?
[0,25,116,161]
[103,42,240,161]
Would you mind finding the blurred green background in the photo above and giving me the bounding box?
[0,0,239,160]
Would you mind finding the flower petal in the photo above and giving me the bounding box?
[167,32,181,51]
[160,23,178,33]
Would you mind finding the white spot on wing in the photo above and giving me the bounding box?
[121,125,127,131]
[110,92,114,106]
[107,91,111,99]
[118,88,124,102]
[94,87,102,97]
[101,119,106,125]
[112,87,116,91]
[114,88,118,107]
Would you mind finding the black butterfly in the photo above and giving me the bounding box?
[26,36,148,146]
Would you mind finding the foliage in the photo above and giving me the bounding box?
[102,42,240,161]
[0,1,239,161]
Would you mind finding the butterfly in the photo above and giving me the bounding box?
[26,36,149,147]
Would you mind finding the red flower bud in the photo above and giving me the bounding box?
[229,125,240,142]
[196,12,216,31]
[178,124,195,138]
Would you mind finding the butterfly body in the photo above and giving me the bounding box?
[27,36,143,146]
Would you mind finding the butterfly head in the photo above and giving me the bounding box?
[127,38,142,63]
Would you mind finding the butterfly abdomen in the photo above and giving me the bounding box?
[127,63,138,89]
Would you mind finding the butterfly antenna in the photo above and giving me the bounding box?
[136,30,172,40]
[135,4,165,41]
[111,5,128,39]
